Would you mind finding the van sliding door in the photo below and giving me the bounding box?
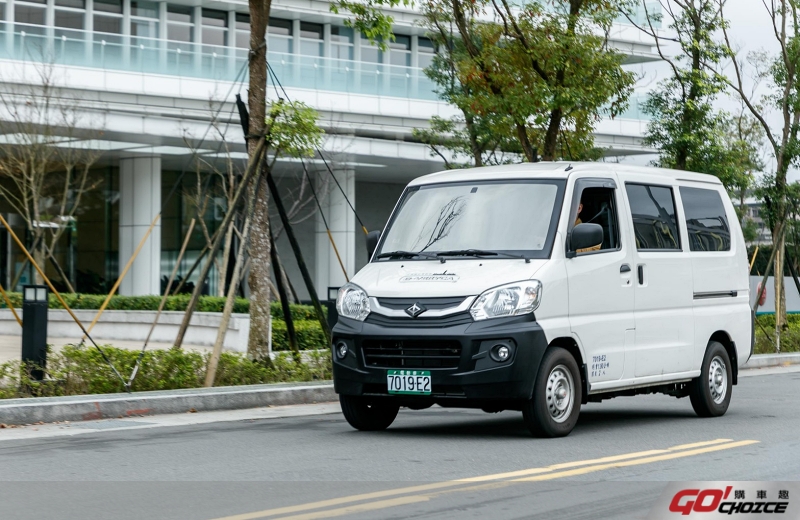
[623,181,694,378]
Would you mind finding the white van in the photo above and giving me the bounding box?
[332,162,753,437]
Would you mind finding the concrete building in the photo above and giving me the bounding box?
[0,0,660,299]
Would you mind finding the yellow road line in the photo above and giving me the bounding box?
[210,448,677,520]
[272,482,512,520]
[462,438,734,482]
[513,440,759,482]
[209,438,752,520]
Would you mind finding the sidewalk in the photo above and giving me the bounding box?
[0,336,214,365]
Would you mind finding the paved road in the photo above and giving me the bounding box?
[1,366,799,520]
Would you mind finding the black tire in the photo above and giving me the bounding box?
[522,347,582,438]
[339,395,399,431]
[689,341,732,418]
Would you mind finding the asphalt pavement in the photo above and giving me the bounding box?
[1,366,799,520]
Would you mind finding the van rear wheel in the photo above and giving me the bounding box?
[522,347,582,438]
[339,395,399,431]
[689,341,732,417]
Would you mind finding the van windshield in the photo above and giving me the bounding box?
[377,180,564,259]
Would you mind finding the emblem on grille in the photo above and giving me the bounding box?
[405,302,427,318]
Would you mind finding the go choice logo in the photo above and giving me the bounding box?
[668,486,789,516]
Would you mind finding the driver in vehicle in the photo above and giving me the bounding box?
[574,201,602,253]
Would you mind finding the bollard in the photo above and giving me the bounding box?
[21,284,48,380]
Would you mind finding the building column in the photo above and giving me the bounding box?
[119,156,161,296]
[316,168,356,300]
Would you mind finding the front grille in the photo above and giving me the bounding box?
[365,312,473,328]
[376,297,468,311]
[362,339,463,369]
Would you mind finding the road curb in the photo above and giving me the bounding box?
[0,381,336,425]
[743,353,800,369]
[1,353,797,425]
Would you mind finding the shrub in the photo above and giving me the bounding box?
[0,292,323,320]
[0,345,332,399]
[271,320,329,351]
[0,293,331,353]
[754,314,800,354]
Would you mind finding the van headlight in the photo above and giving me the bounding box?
[470,280,542,321]
[336,283,370,321]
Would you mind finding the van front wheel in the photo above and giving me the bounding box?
[522,347,582,438]
[339,395,399,431]
[689,341,732,418]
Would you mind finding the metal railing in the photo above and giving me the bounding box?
[0,22,440,101]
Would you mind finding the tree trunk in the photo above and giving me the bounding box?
[775,231,786,347]
[774,156,789,340]
[32,234,45,285]
[246,0,273,359]
[515,123,537,162]
[542,108,563,161]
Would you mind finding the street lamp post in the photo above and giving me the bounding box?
[22,284,48,380]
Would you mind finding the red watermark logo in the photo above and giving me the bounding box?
[669,486,789,515]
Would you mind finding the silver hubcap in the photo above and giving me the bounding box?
[546,365,574,423]
[708,356,728,404]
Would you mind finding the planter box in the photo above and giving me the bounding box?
[0,309,267,353]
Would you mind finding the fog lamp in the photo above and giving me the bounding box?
[491,344,511,362]
[336,342,349,359]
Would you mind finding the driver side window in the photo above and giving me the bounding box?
[572,187,621,253]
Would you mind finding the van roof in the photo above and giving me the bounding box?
[408,162,722,187]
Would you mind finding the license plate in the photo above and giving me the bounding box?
[387,370,431,395]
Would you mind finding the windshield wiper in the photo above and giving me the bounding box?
[375,250,442,261]
[435,249,530,262]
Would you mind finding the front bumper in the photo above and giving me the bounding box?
[332,313,549,405]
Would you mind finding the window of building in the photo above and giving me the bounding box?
[201,8,227,46]
[167,5,193,42]
[53,0,85,30]
[680,187,730,252]
[15,0,47,30]
[94,0,122,34]
[55,10,83,29]
[330,25,353,60]
[361,32,382,63]
[235,13,249,49]
[55,0,83,8]
[625,184,681,251]
[131,0,157,17]
[268,17,292,53]
[299,21,322,56]
[131,1,159,39]
[389,34,410,66]
[572,187,620,253]
[418,37,435,69]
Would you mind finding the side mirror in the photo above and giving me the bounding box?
[570,223,603,255]
[366,230,381,259]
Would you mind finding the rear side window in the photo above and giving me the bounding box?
[625,184,681,251]
[680,187,731,252]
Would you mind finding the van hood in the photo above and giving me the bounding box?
[350,259,548,298]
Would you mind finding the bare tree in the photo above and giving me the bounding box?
[715,0,800,338]
[0,64,104,291]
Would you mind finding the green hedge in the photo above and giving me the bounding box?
[271,320,328,352]
[0,292,329,351]
[0,344,332,399]
[755,314,800,354]
[0,292,319,320]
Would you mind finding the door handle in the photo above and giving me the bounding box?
[637,265,644,285]
[620,264,631,273]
